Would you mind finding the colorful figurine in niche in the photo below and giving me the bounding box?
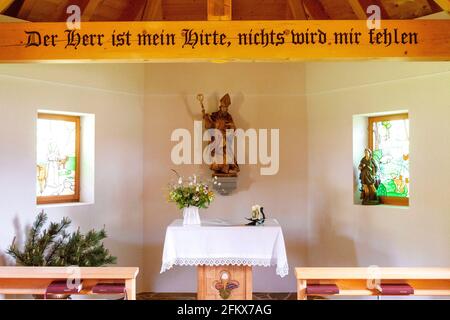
[359,148,380,205]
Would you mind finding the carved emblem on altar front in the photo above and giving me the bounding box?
[213,270,240,300]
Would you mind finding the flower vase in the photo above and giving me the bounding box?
[183,206,201,226]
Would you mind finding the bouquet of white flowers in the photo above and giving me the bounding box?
[168,172,215,210]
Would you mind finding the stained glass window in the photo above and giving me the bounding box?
[369,113,409,205]
[37,113,80,204]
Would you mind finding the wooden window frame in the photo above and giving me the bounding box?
[37,113,81,205]
[368,113,409,207]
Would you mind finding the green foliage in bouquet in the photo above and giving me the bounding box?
[7,211,117,267]
[168,172,215,209]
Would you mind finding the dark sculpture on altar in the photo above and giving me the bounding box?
[198,93,240,177]
[359,148,380,205]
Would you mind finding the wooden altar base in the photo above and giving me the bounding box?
[197,265,252,300]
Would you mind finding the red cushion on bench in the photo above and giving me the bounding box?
[46,280,82,294]
[306,284,339,295]
[377,283,414,295]
[92,283,126,294]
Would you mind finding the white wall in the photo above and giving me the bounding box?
[142,63,308,292]
[305,62,450,268]
[0,64,145,290]
[0,61,448,296]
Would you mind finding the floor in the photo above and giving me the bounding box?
[137,292,298,300]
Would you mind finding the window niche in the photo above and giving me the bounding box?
[36,110,95,206]
[353,111,409,207]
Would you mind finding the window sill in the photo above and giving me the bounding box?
[37,202,93,209]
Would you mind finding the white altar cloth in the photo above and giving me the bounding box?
[160,219,289,277]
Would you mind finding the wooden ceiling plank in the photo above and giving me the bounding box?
[303,0,329,19]
[320,0,358,19]
[233,0,287,20]
[433,0,449,11]
[142,0,163,21]
[0,0,14,14]
[162,1,207,21]
[82,0,103,21]
[119,1,146,21]
[288,0,307,20]
[358,0,389,19]
[286,1,294,19]
[17,0,38,19]
[347,0,367,19]
[208,0,232,21]
[425,0,442,12]
[54,0,74,22]
[379,0,434,19]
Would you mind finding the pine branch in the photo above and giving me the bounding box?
[29,211,46,248]
[6,211,116,267]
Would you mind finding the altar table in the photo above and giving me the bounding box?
[161,219,288,300]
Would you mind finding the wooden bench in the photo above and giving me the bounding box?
[295,267,450,300]
[0,267,139,300]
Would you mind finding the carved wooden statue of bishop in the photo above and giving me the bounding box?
[359,148,380,205]
[198,93,240,177]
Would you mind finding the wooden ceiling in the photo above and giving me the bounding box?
[0,0,447,22]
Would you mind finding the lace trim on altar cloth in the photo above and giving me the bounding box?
[160,257,289,278]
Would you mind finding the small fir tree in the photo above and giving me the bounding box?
[7,211,116,267]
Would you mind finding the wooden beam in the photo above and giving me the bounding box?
[54,0,73,22]
[426,0,443,12]
[17,0,87,22]
[379,0,435,19]
[434,0,450,12]
[0,0,14,14]
[359,0,389,19]
[0,13,27,21]
[119,1,146,21]
[81,0,103,21]
[0,20,449,62]
[55,0,89,22]
[288,0,307,20]
[142,0,163,21]
[347,0,367,19]
[207,0,232,21]
[303,0,329,19]
[16,0,38,19]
